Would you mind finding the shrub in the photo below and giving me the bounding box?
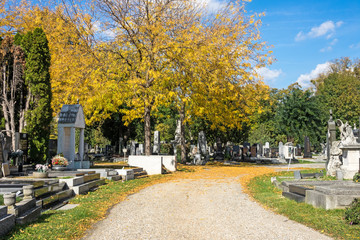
[345,198,360,225]
[353,173,360,183]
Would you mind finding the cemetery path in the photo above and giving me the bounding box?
[84,167,332,240]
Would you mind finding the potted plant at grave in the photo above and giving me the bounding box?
[51,155,69,171]
[33,164,49,178]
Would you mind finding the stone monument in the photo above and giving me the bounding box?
[214,137,224,160]
[153,131,160,155]
[326,141,342,177]
[278,142,284,159]
[57,104,88,169]
[337,119,360,179]
[194,131,208,165]
[303,136,312,158]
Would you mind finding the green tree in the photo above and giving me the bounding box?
[313,57,360,125]
[276,84,324,146]
[21,28,52,162]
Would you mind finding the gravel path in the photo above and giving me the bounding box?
[83,177,332,240]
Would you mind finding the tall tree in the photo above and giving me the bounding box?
[0,35,26,150]
[276,83,324,146]
[312,57,360,125]
[21,28,52,162]
[165,1,271,162]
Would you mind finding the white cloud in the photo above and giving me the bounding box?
[256,67,282,82]
[297,62,331,88]
[350,42,360,49]
[195,0,226,12]
[320,38,338,52]
[295,21,343,41]
[103,28,116,38]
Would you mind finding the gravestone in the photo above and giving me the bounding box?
[130,141,136,156]
[174,120,181,144]
[138,144,144,155]
[243,142,250,157]
[225,146,232,158]
[119,137,124,155]
[264,148,271,158]
[153,131,160,155]
[265,142,270,148]
[303,136,312,158]
[195,131,208,165]
[214,137,224,160]
[15,133,28,157]
[189,145,196,158]
[327,110,336,164]
[256,143,263,157]
[250,144,257,157]
[271,147,279,158]
[278,142,284,159]
[295,144,302,156]
[232,145,240,160]
[3,136,11,164]
[198,132,206,155]
[1,163,10,177]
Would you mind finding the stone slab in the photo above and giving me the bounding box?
[282,192,305,203]
[314,184,360,195]
[71,179,105,195]
[48,171,86,177]
[289,185,312,196]
[0,214,15,237]
[41,189,74,208]
[83,173,100,183]
[16,205,41,225]
[106,175,122,181]
[59,176,84,187]
[56,204,79,211]
[115,169,134,176]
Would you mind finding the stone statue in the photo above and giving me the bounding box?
[337,119,357,145]
[326,141,342,176]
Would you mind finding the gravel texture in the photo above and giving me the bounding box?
[84,177,332,240]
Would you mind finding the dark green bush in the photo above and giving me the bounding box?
[353,173,360,183]
[345,198,360,225]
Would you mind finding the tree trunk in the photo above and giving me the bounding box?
[2,66,11,136]
[180,103,186,163]
[144,105,152,155]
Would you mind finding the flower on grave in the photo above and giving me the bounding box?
[51,155,69,166]
[35,164,48,172]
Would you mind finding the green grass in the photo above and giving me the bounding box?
[247,171,360,240]
[296,159,317,164]
[1,175,167,240]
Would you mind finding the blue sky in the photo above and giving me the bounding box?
[243,0,360,89]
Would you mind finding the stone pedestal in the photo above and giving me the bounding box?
[340,145,360,179]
